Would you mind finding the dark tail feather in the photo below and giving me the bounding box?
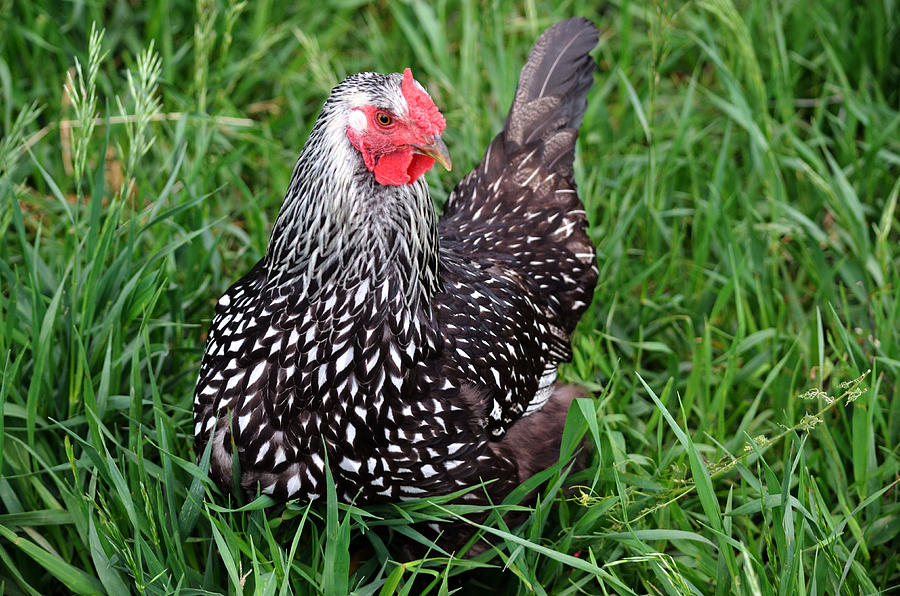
[504,18,599,148]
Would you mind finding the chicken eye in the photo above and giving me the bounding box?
[375,112,393,127]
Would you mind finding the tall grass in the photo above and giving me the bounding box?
[1,0,898,593]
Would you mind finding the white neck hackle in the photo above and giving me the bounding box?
[264,72,442,313]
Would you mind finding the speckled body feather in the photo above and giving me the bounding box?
[194,18,599,505]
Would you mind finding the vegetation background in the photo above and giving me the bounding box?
[1,0,898,593]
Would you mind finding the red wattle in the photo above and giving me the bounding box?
[407,154,435,182]
[373,148,435,186]
[374,149,412,185]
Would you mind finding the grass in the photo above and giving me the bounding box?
[1,0,898,593]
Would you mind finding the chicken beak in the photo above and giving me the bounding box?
[411,134,452,171]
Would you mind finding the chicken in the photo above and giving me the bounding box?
[193,18,599,507]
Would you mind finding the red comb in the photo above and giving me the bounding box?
[401,68,446,135]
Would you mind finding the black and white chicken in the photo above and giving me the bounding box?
[194,18,599,508]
